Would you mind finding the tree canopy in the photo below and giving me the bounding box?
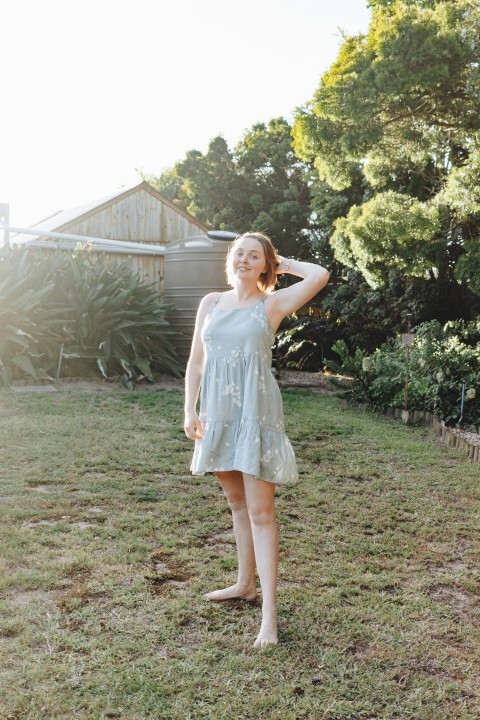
[143,118,315,258]
[293,0,480,298]
[141,0,480,368]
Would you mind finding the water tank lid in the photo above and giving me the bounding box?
[206,230,240,241]
[165,236,212,252]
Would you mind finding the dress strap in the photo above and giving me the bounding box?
[213,292,222,305]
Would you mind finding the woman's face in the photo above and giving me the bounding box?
[229,237,267,282]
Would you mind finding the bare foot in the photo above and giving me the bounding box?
[254,615,278,648]
[204,583,258,602]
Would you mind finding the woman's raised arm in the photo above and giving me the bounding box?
[266,257,330,331]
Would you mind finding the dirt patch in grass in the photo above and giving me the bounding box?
[11,589,62,610]
[429,584,480,624]
[278,369,339,390]
[57,583,96,611]
[145,548,192,594]
[200,529,236,557]
[146,571,191,593]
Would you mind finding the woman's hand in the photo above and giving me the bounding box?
[184,412,204,440]
[275,256,291,275]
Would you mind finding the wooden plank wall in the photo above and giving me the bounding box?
[109,252,165,297]
[30,185,207,299]
[58,188,203,246]
[29,247,164,297]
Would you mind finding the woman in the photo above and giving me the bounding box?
[184,232,329,647]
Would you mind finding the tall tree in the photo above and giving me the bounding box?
[293,0,480,308]
[143,118,316,258]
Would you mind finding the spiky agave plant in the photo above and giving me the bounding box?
[44,249,182,385]
[0,246,182,386]
[0,247,64,385]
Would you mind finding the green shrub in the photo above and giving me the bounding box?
[0,246,181,386]
[275,314,337,371]
[0,247,63,384]
[45,249,181,385]
[327,320,480,428]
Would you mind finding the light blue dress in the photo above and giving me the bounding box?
[190,295,298,485]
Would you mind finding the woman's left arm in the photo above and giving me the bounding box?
[267,257,330,330]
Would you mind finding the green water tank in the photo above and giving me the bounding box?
[164,231,238,365]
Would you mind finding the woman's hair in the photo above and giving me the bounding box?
[225,232,279,293]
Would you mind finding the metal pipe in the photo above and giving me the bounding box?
[459,381,466,426]
[404,345,410,412]
[19,239,163,256]
[56,343,64,380]
[0,221,165,255]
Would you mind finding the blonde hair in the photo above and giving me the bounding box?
[226,232,279,293]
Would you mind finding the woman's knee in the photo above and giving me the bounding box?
[215,471,247,512]
[228,494,249,514]
[242,475,276,526]
[247,504,276,528]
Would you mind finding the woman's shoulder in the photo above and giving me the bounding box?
[202,291,221,303]
[198,292,224,312]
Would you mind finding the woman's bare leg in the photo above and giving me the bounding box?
[205,471,258,601]
[242,474,278,647]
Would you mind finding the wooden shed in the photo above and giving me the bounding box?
[8,184,237,366]
[11,181,208,295]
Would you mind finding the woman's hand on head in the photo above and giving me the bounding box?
[275,256,290,275]
[184,412,204,441]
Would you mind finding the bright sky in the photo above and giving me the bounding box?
[1,0,371,227]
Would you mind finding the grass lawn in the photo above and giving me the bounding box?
[0,382,479,720]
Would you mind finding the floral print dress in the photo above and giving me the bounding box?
[190,296,298,485]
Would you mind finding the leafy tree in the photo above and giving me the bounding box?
[143,118,315,258]
[331,191,443,287]
[438,139,480,295]
[293,0,480,308]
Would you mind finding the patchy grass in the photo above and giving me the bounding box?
[0,382,479,720]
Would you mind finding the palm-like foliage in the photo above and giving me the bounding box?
[0,246,181,386]
[49,250,181,384]
[0,248,63,384]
